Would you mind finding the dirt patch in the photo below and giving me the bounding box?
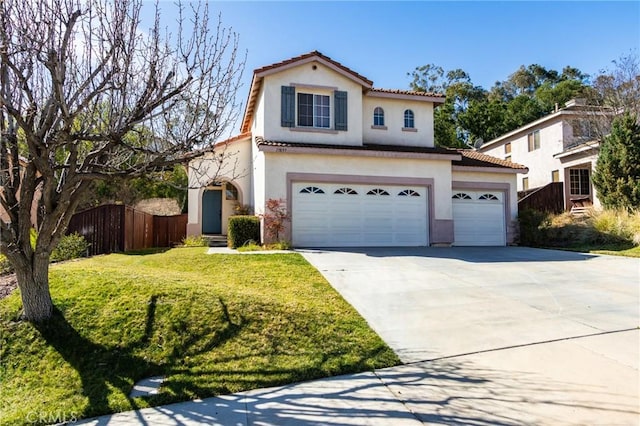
[0,273,17,300]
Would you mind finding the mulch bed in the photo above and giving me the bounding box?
[0,273,17,300]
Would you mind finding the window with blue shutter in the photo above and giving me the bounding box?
[281,86,295,127]
[334,90,347,131]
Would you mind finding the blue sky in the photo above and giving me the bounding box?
[149,1,639,127]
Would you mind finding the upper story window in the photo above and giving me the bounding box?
[527,130,540,151]
[373,107,385,126]
[404,109,415,129]
[505,142,511,154]
[281,86,347,131]
[298,93,330,128]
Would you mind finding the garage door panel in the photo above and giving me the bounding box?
[453,190,505,246]
[292,182,428,247]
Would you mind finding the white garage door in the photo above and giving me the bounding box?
[292,182,428,247]
[452,190,506,246]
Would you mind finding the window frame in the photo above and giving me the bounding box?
[373,107,385,127]
[527,130,540,152]
[225,184,239,201]
[569,169,590,196]
[297,92,331,129]
[522,177,529,191]
[403,109,415,129]
[504,142,511,154]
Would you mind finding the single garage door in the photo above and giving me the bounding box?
[292,182,428,247]
[452,190,505,246]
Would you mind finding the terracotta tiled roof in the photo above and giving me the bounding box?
[241,51,449,133]
[242,51,374,133]
[214,131,252,147]
[454,149,528,170]
[368,88,445,99]
[253,51,374,86]
[255,137,457,156]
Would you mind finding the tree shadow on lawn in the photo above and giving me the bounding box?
[34,295,244,420]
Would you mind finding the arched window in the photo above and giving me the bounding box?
[300,186,325,194]
[334,187,358,195]
[479,194,499,201]
[404,109,415,128]
[452,193,472,200]
[225,183,239,200]
[398,189,420,197]
[366,188,390,196]
[373,107,385,126]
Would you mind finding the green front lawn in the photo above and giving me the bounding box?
[0,248,399,425]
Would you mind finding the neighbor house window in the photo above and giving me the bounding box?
[505,155,511,162]
[373,107,385,126]
[528,130,540,151]
[505,142,511,154]
[298,93,330,128]
[569,169,590,195]
[552,170,560,182]
[403,109,415,129]
[522,177,529,190]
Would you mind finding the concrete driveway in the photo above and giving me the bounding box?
[300,246,640,424]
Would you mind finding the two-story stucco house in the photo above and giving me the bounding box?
[187,51,527,247]
[478,99,608,211]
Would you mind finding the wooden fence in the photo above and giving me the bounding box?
[518,182,564,214]
[67,204,187,256]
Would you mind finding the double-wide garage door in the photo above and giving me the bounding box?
[292,182,428,247]
[452,190,505,246]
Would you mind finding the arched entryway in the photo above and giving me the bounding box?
[202,189,222,234]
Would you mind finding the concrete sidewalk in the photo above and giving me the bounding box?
[76,330,639,425]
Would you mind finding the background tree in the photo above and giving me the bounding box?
[0,0,245,322]
[592,113,640,210]
[83,165,189,213]
[408,62,589,147]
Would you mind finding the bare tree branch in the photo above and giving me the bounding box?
[0,0,245,322]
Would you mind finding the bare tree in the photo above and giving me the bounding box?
[593,51,640,117]
[0,0,244,322]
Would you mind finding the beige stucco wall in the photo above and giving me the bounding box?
[259,62,364,145]
[252,86,266,137]
[187,139,253,236]
[481,120,565,191]
[362,96,435,147]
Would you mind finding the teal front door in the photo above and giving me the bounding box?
[202,190,222,234]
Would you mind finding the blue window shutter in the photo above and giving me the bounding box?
[334,90,348,131]
[281,86,295,127]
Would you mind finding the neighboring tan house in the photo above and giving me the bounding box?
[478,99,609,211]
[187,51,527,247]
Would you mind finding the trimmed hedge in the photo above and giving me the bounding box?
[228,215,261,249]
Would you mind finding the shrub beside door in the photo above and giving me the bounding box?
[228,216,261,248]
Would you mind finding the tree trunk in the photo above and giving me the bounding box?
[14,255,54,322]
